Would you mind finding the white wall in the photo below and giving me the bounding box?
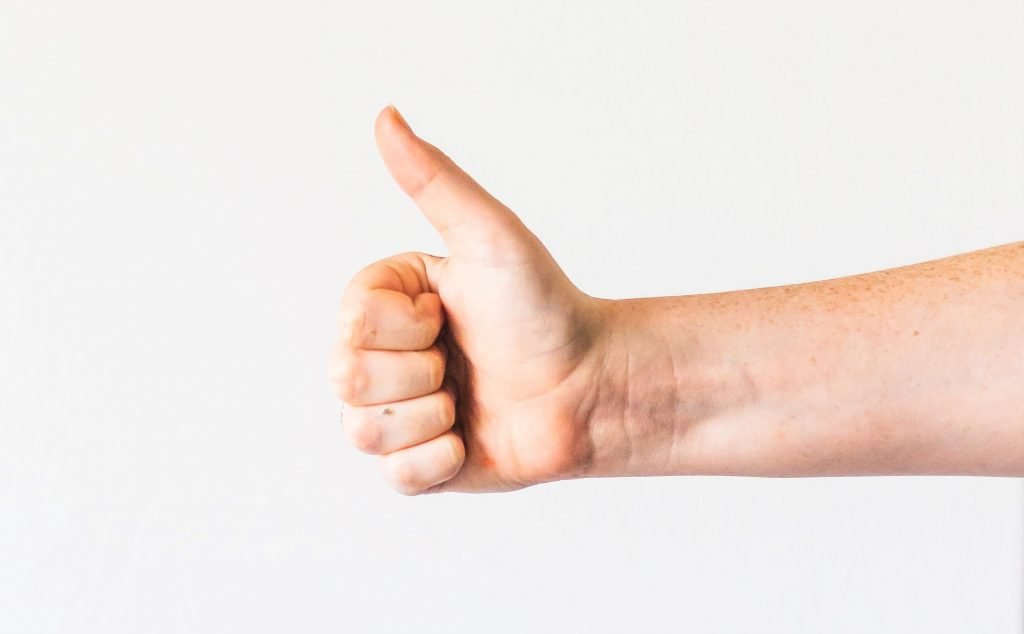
[1,1,1021,632]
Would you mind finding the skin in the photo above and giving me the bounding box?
[329,106,1024,495]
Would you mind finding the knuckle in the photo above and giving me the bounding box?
[330,351,366,403]
[338,298,368,347]
[386,459,422,496]
[346,413,383,454]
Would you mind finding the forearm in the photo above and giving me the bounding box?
[584,242,1024,478]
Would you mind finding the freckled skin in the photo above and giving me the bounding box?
[586,242,1024,478]
[333,107,1024,496]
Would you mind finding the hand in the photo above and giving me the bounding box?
[331,107,610,494]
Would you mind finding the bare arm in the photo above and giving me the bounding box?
[332,108,1022,495]
[585,242,1024,478]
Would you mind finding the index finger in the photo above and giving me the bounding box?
[338,253,445,351]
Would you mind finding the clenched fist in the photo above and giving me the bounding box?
[330,107,612,494]
[331,108,1024,491]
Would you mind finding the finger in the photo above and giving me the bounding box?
[339,254,445,351]
[342,385,456,455]
[374,105,535,259]
[330,345,445,406]
[379,430,465,496]
[340,288,443,351]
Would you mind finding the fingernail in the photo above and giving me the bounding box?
[388,104,412,132]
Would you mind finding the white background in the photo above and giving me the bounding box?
[2,1,1022,632]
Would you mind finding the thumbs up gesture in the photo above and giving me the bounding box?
[332,107,1024,490]
[331,107,611,494]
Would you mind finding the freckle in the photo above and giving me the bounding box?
[913,331,919,336]
[382,407,393,416]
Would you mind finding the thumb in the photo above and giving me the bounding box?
[374,105,532,259]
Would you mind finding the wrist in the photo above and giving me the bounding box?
[578,296,760,478]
